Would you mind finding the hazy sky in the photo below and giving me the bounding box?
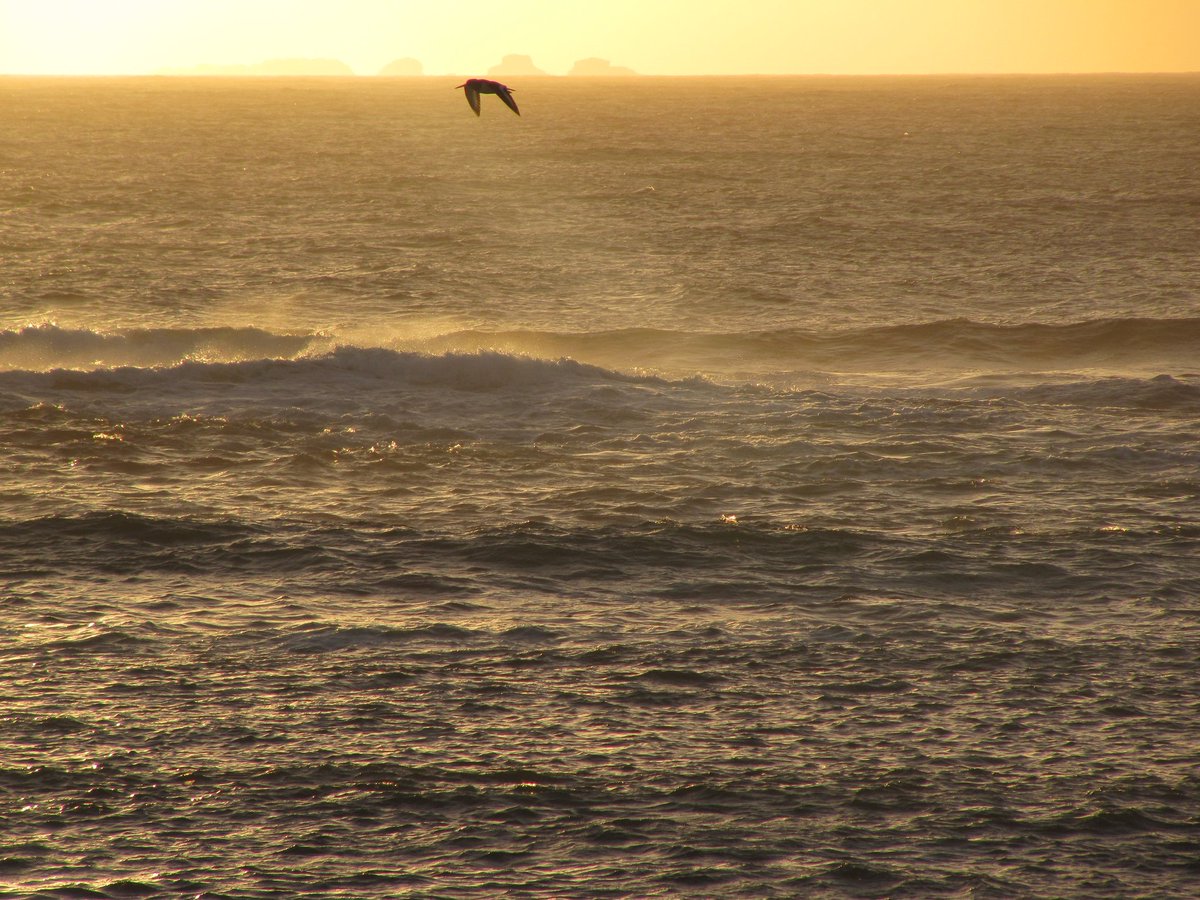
[2,0,1198,76]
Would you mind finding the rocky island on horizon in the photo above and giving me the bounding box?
[486,54,548,78]
[378,57,423,77]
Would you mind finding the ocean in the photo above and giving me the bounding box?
[1,74,1198,897]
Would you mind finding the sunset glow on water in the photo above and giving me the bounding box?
[2,17,1200,896]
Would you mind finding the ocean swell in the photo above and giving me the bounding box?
[418,316,1200,376]
[0,345,656,419]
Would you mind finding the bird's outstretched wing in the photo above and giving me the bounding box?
[464,84,481,115]
[496,85,520,116]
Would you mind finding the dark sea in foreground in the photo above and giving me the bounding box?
[1,75,1199,897]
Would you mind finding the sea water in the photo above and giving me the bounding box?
[1,75,1199,897]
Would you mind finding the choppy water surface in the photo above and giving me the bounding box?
[2,75,1199,897]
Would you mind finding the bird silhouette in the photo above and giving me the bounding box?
[455,79,520,116]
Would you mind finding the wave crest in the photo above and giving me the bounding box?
[0,344,653,411]
[3,316,1197,383]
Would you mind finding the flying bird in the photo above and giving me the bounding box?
[455,79,520,116]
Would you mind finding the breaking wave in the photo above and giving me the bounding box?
[4,317,1198,379]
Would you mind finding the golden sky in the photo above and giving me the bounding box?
[2,0,1198,76]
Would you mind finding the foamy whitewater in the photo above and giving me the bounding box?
[2,75,1199,897]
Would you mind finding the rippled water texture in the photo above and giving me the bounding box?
[2,76,1199,897]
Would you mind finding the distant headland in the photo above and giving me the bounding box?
[159,55,637,77]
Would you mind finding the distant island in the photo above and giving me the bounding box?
[568,58,637,77]
[160,58,354,76]
[378,58,423,77]
[487,54,548,77]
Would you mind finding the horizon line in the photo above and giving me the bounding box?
[4,70,1199,79]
